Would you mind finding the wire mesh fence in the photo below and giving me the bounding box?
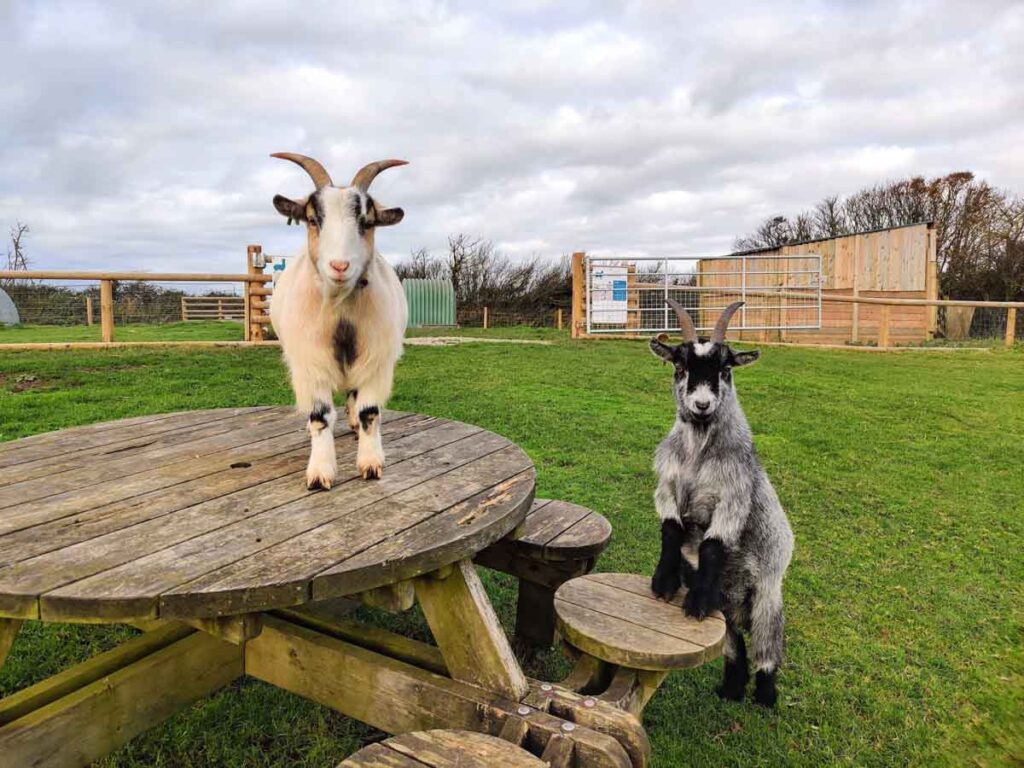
[932,305,1022,346]
[584,255,821,335]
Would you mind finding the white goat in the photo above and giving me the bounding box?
[269,153,408,488]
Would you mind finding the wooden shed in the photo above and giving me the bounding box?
[700,222,938,345]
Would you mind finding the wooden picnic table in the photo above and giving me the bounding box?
[0,407,666,768]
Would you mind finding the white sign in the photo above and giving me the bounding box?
[591,266,628,324]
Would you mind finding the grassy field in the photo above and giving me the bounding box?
[0,334,1021,767]
[0,320,246,343]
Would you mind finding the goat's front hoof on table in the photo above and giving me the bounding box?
[357,458,383,480]
[650,566,681,600]
[306,463,337,491]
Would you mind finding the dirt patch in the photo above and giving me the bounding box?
[0,373,55,393]
[405,336,553,347]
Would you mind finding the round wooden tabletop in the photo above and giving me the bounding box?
[0,407,535,622]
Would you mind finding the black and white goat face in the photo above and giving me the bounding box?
[272,154,406,297]
[650,300,759,424]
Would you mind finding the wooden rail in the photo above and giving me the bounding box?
[0,271,270,282]
[0,253,274,346]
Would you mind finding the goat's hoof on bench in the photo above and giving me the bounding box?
[650,567,681,601]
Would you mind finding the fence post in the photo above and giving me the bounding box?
[247,245,265,342]
[1006,307,1017,348]
[85,296,94,326]
[100,279,114,343]
[181,296,188,322]
[482,306,489,329]
[556,308,563,330]
[878,304,891,349]
[571,252,585,339]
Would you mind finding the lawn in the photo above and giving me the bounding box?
[0,335,1021,767]
[0,320,245,344]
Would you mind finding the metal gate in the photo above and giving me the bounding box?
[585,254,822,335]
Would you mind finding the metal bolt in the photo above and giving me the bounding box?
[540,684,553,692]
[517,706,531,716]
[561,722,576,733]
[583,698,596,708]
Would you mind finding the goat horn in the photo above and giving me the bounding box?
[350,159,409,193]
[711,301,744,344]
[270,153,333,188]
[665,298,698,343]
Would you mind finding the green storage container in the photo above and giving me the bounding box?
[403,279,456,328]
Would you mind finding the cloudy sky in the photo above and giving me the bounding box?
[0,0,1021,273]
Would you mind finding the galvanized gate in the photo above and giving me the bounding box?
[585,254,822,335]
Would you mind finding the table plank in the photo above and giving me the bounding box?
[0,410,198,457]
[0,418,465,620]
[158,437,528,618]
[0,414,429,568]
[0,408,294,509]
[38,423,497,621]
[0,407,292,486]
[0,409,535,624]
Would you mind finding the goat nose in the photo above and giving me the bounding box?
[694,401,711,411]
[329,260,349,274]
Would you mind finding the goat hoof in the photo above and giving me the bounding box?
[650,569,681,600]
[753,671,778,707]
[683,589,710,620]
[306,466,336,491]
[359,462,383,480]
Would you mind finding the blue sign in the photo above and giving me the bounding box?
[612,279,627,301]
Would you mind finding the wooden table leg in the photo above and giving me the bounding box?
[0,618,23,673]
[415,559,529,701]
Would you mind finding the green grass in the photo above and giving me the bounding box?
[0,321,245,343]
[0,335,1021,767]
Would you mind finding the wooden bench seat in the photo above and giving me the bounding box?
[475,499,611,648]
[339,729,547,767]
[554,572,726,714]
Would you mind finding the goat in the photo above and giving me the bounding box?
[649,300,794,707]
[269,153,409,488]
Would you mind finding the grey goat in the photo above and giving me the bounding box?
[649,299,793,707]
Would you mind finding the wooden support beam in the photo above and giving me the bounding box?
[0,626,242,767]
[1006,307,1017,348]
[556,308,563,331]
[245,615,632,768]
[483,306,489,329]
[415,560,528,701]
[0,618,23,673]
[184,613,262,645]
[99,279,114,343]
[358,581,416,613]
[879,304,891,349]
[84,296,93,326]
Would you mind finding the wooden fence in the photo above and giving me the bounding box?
[0,244,272,347]
[181,296,245,322]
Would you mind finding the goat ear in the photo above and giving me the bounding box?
[650,335,681,366]
[375,206,404,227]
[731,349,760,367]
[273,195,307,225]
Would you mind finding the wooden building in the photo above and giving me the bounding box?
[700,221,938,345]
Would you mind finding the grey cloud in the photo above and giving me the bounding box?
[0,0,1021,274]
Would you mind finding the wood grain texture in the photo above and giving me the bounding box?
[0,628,242,767]
[415,560,529,701]
[0,618,22,673]
[0,409,535,624]
[553,573,725,671]
[247,615,631,768]
[340,730,547,767]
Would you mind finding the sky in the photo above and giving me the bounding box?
[0,0,1021,274]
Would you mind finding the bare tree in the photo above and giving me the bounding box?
[1,221,29,289]
[734,172,1023,300]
